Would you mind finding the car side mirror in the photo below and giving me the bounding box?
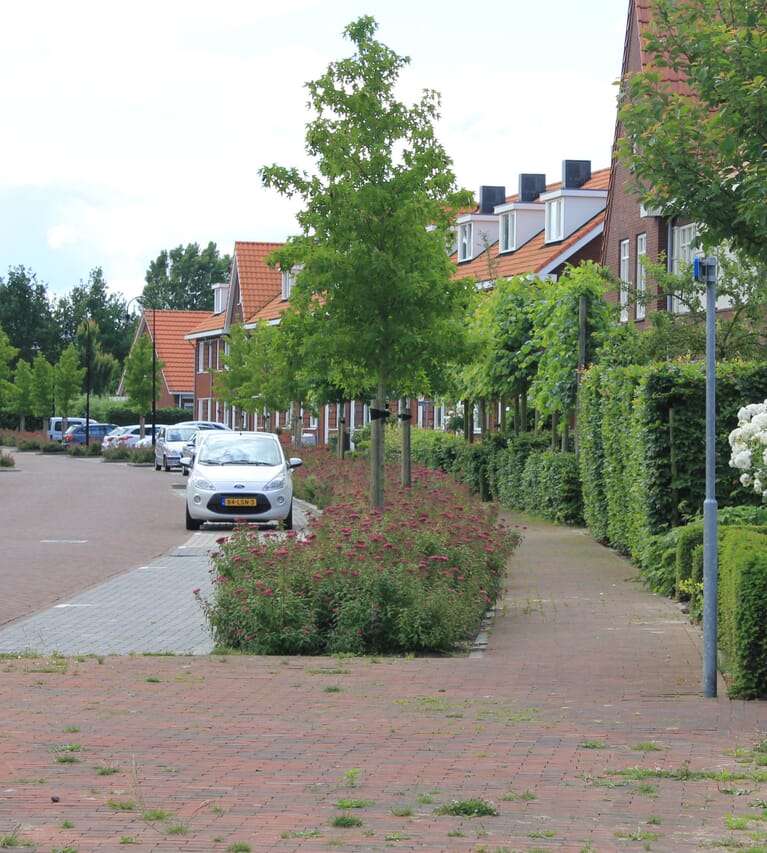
[288,458,303,469]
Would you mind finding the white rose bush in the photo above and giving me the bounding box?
[729,400,767,496]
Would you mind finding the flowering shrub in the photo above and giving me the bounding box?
[729,401,767,495]
[197,453,521,655]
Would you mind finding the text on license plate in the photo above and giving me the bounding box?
[222,497,258,507]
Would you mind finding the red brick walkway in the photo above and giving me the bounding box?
[0,514,763,852]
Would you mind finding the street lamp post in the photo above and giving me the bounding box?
[126,297,158,447]
[85,317,91,447]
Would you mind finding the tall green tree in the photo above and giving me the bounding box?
[0,325,19,411]
[617,0,767,263]
[529,263,616,446]
[260,16,473,508]
[31,352,54,423]
[143,242,231,311]
[0,266,57,364]
[9,358,33,430]
[54,268,133,364]
[54,344,86,421]
[122,335,164,433]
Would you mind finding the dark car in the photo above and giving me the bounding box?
[62,423,119,445]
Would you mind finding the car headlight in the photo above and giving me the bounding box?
[263,474,286,491]
[192,475,217,491]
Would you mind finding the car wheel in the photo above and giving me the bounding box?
[186,505,202,531]
[163,455,171,472]
[284,501,293,531]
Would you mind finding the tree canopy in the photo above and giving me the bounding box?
[259,16,473,506]
[143,242,231,311]
[617,0,767,263]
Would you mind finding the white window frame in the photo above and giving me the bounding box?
[671,224,699,314]
[545,198,564,242]
[197,341,206,373]
[281,269,296,301]
[636,233,647,321]
[499,211,516,253]
[457,222,473,262]
[619,239,630,323]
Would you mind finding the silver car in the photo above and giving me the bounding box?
[185,431,302,531]
[154,425,200,471]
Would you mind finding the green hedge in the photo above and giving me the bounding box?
[719,527,767,699]
[580,361,767,562]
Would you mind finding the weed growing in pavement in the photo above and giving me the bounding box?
[579,740,607,749]
[0,825,33,847]
[631,741,662,752]
[344,768,360,788]
[391,806,413,816]
[433,798,499,817]
[197,450,520,655]
[333,799,374,809]
[226,844,252,852]
[330,814,363,828]
[107,799,136,810]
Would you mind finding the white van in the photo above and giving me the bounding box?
[48,416,95,442]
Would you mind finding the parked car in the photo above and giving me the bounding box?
[185,431,302,531]
[154,424,199,471]
[48,416,96,442]
[62,423,119,446]
[177,421,233,475]
[102,426,130,450]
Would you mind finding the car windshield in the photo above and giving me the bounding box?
[167,427,197,442]
[199,436,282,466]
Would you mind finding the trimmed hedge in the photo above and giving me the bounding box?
[579,360,767,562]
[719,527,767,699]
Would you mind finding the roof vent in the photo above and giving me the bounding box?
[478,185,505,214]
[563,160,591,189]
[519,173,547,203]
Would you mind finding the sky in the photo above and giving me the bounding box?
[0,1,627,301]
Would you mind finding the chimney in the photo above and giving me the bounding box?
[478,185,506,214]
[563,160,592,189]
[518,173,547,203]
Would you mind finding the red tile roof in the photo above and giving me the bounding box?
[455,167,609,283]
[146,310,208,394]
[234,241,283,319]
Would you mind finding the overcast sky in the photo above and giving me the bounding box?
[0,0,627,301]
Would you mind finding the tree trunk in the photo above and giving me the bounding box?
[370,377,387,509]
[292,402,302,448]
[463,399,473,443]
[337,402,346,460]
[400,397,411,488]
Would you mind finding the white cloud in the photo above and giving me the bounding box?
[0,0,627,298]
[47,223,78,249]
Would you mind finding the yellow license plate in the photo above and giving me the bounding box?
[223,497,258,507]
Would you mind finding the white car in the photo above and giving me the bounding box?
[185,431,302,531]
[154,424,199,471]
[103,424,163,450]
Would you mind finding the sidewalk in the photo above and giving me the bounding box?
[0,514,764,852]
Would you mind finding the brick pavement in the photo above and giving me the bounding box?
[0,514,764,852]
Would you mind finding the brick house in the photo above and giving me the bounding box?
[601,0,711,322]
[119,309,208,410]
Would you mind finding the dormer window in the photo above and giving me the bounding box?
[281,269,296,301]
[499,212,516,253]
[546,198,564,242]
[212,282,229,314]
[458,222,473,262]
